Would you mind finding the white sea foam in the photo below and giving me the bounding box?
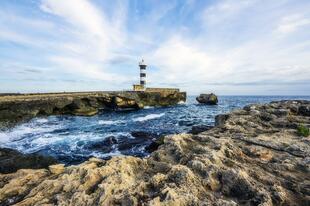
[133,113,165,122]
[8,124,58,140]
[35,118,49,123]
[0,132,9,143]
[144,106,155,109]
[98,120,125,125]
[31,135,63,147]
[91,150,123,158]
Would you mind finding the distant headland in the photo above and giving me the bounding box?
[0,60,186,127]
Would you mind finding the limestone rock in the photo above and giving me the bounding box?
[196,93,218,105]
[0,91,186,128]
[48,164,65,175]
[1,100,309,205]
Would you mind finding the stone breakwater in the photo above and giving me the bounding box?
[0,100,310,206]
[0,91,186,127]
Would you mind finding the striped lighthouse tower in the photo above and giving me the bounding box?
[139,59,147,89]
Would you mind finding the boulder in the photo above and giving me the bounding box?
[196,93,218,105]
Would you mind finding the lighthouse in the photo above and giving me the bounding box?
[133,59,147,91]
[139,59,147,87]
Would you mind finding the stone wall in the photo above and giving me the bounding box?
[145,88,180,93]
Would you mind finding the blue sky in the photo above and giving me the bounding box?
[0,0,309,95]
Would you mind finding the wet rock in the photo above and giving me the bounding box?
[178,120,195,126]
[0,148,57,174]
[196,93,218,105]
[298,105,310,116]
[131,131,158,139]
[85,136,118,153]
[189,125,213,134]
[118,132,160,154]
[215,114,230,126]
[145,136,165,153]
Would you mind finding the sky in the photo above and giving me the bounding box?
[0,0,310,95]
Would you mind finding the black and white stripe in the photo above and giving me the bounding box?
[139,59,147,87]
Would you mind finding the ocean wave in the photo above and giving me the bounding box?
[9,124,59,138]
[133,113,165,122]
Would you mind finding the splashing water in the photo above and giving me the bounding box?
[1,96,309,165]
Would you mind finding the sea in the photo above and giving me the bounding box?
[1,96,309,165]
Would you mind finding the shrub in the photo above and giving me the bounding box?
[297,124,310,137]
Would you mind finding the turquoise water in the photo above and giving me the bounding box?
[1,96,309,164]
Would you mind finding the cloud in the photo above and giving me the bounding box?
[203,0,257,25]
[0,0,309,94]
[48,56,128,82]
[139,0,310,94]
[40,0,127,56]
[39,0,130,81]
[275,14,310,34]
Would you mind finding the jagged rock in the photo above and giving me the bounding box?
[0,100,310,205]
[196,93,218,105]
[189,125,213,134]
[118,132,160,155]
[215,114,230,126]
[145,136,165,153]
[112,96,141,110]
[49,164,65,175]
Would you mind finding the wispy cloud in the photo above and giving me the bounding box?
[276,14,310,34]
[0,0,309,94]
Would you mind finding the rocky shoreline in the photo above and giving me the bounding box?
[0,91,186,128]
[0,100,309,205]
